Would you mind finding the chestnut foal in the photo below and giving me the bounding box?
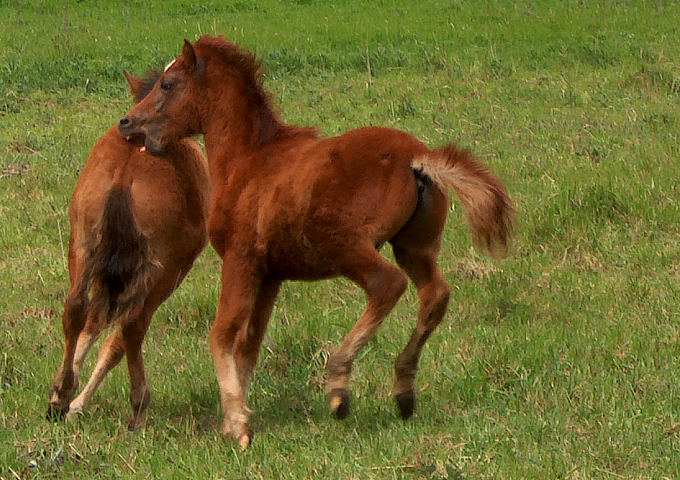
[119,35,513,447]
[47,71,210,429]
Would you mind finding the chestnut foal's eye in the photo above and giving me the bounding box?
[160,79,173,91]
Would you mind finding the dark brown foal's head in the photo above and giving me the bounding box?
[123,69,161,104]
[119,40,204,154]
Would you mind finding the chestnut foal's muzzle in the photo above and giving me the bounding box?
[118,116,165,155]
[118,116,142,137]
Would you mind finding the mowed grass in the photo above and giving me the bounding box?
[1,0,679,478]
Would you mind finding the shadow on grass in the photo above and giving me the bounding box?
[152,383,455,441]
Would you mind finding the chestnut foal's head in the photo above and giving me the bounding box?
[119,70,161,147]
[119,40,204,155]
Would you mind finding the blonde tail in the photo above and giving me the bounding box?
[412,145,513,258]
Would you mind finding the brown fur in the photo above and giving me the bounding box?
[119,35,513,446]
[47,72,210,429]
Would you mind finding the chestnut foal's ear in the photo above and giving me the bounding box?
[122,69,142,96]
[182,39,198,73]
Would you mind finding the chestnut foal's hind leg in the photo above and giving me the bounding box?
[391,244,450,419]
[327,243,408,419]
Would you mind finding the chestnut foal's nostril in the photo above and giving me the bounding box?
[119,117,131,127]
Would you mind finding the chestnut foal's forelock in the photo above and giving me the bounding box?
[119,35,513,449]
[164,59,176,72]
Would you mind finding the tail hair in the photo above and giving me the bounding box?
[412,145,514,258]
[83,186,158,325]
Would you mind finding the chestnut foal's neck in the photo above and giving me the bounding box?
[201,75,281,175]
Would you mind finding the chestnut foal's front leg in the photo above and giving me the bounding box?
[326,244,408,419]
[233,279,281,394]
[209,254,262,448]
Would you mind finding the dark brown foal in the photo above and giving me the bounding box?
[47,71,210,429]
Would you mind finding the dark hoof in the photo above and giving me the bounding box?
[395,391,415,419]
[46,404,68,422]
[329,389,350,420]
[238,429,254,449]
[127,414,148,431]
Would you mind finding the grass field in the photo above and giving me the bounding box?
[1,0,679,478]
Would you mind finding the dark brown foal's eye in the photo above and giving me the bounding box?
[160,78,173,91]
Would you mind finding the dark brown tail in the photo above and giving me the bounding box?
[412,145,514,258]
[84,184,158,325]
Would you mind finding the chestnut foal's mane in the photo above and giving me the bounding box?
[194,35,317,148]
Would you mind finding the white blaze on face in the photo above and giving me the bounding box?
[164,58,177,72]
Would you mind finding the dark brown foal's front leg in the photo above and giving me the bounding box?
[327,244,408,419]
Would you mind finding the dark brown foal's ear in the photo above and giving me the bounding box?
[122,69,142,96]
[182,39,198,73]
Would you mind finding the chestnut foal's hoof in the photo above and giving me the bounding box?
[46,404,68,422]
[329,389,350,419]
[395,391,415,419]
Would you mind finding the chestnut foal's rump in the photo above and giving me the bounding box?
[47,71,210,429]
[119,35,513,447]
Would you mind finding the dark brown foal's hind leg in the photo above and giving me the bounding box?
[327,242,409,419]
[47,279,88,420]
[120,304,155,431]
[389,176,450,419]
[67,326,126,418]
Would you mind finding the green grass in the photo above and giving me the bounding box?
[1,0,679,478]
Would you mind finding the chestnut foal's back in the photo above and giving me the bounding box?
[48,71,210,429]
[119,35,513,447]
